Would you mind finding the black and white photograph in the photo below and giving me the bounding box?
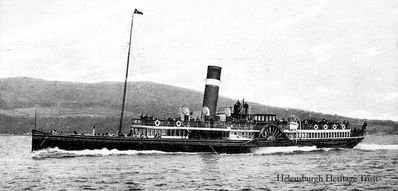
[0,0,397,190]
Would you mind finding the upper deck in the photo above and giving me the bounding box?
[132,113,278,130]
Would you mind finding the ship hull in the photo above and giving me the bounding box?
[32,130,255,153]
[32,130,364,153]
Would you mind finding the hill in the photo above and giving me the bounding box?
[0,77,396,135]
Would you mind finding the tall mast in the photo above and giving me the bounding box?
[34,109,37,130]
[118,12,135,135]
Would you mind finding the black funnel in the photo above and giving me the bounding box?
[202,65,222,120]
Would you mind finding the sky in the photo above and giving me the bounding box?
[0,0,397,121]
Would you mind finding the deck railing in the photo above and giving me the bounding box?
[131,118,355,131]
[131,118,264,130]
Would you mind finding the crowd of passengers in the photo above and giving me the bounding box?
[303,118,350,128]
[136,113,354,130]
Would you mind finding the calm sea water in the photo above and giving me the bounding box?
[1,135,397,191]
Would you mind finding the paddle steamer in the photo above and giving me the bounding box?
[32,65,365,153]
[32,10,365,153]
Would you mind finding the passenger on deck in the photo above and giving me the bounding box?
[243,101,249,114]
[233,100,241,116]
[343,120,350,127]
[281,119,288,129]
[362,120,367,130]
[306,118,313,124]
[127,127,133,136]
[304,120,308,129]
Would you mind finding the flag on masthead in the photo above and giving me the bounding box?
[134,9,143,15]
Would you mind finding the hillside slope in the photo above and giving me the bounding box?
[0,77,396,134]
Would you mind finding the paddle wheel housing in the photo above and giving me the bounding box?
[258,125,289,141]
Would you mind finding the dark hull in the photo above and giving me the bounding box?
[32,130,255,153]
[32,130,364,154]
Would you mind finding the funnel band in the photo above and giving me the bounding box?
[205,79,221,86]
